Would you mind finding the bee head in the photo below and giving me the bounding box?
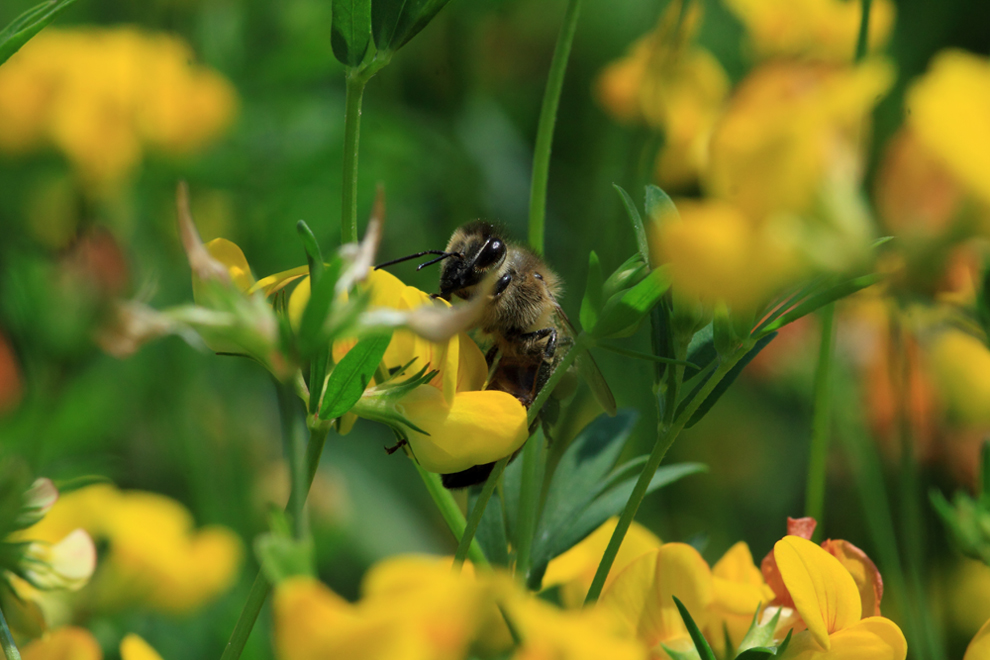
[439,222,507,300]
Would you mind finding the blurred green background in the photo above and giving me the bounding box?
[0,0,989,657]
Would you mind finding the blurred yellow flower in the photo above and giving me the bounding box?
[24,483,243,614]
[0,28,236,190]
[929,329,990,426]
[908,50,990,212]
[707,60,893,221]
[595,1,729,188]
[725,0,895,62]
[967,618,990,660]
[773,536,906,660]
[710,542,776,650]
[21,626,102,660]
[542,518,662,609]
[652,199,803,311]
[120,633,166,660]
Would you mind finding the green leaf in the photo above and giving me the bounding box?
[332,0,372,67]
[372,0,452,52]
[673,596,717,660]
[319,331,393,419]
[645,184,679,225]
[580,251,604,332]
[469,484,510,567]
[613,184,650,266]
[255,533,316,584]
[678,332,776,428]
[758,273,882,335]
[660,645,702,660]
[592,268,671,339]
[602,252,649,301]
[0,0,77,67]
[737,606,779,653]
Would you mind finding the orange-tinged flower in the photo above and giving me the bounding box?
[724,0,895,62]
[907,50,990,211]
[599,543,715,657]
[543,518,663,608]
[21,626,102,660]
[773,536,906,659]
[966,618,990,660]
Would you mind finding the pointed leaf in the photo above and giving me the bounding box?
[469,485,509,567]
[592,268,671,339]
[758,274,882,335]
[372,0,451,52]
[0,0,77,66]
[645,184,679,224]
[613,184,650,266]
[580,251,604,331]
[319,331,393,419]
[673,595,717,660]
[332,0,372,66]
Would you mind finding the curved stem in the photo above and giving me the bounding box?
[414,461,489,567]
[341,73,367,245]
[220,426,328,660]
[0,607,21,660]
[854,0,873,62]
[513,429,544,581]
[528,0,582,255]
[453,456,510,570]
[804,305,835,537]
[584,347,747,605]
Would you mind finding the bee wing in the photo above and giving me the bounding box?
[553,302,617,417]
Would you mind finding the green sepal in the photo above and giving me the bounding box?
[736,605,780,653]
[613,184,650,266]
[332,0,372,67]
[930,444,990,566]
[372,0,452,53]
[645,184,680,226]
[0,0,77,67]
[672,595,717,660]
[591,268,672,339]
[580,251,604,332]
[319,331,393,420]
[735,631,793,659]
[602,253,649,301]
[254,513,316,585]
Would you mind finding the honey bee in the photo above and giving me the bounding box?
[377,221,616,488]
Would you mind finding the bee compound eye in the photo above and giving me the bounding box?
[475,239,505,269]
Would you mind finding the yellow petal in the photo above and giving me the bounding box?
[966,617,990,660]
[203,238,255,292]
[543,518,662,609]
[782,617,906,660]
[251,266,310,297]
[21,626,102,660]
[775,535,861,650]
[120,634,165,660]
[401,388,528,474]
[711,542,774,643]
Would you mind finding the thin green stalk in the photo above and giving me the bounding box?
[599,342,697,368]
[277,384,308,539]
[528,0,582,255]
[0,607,20,660]
[854,0,873,63]
[454,456,510,570]
[341,73,367,244]
[584,346,748,605]
[804,305,835,536]
[514,430,544,581]
[220,426,329,660]
[413,461,489,567]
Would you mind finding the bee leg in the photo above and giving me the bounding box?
[384,438,407,455]
[516,328,557,359]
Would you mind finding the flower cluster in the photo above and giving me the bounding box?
[0,27,236,190]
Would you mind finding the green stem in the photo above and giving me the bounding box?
[220,426,328,660]
[453,456,510,570]
[413,461,489,567]
[584,347,747,605]
[277,384,308,539]
[341,73,367,244]
[854,0,873,63]
[0,607,20,660]
[528,0,582,255]
[804,305,835,536]
[599,342,697,368]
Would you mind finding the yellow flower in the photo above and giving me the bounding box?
[651,199,804,311]
[773,536,906,659]
[273,555,498,660]
[599,543,715,657]
[21,626,102,660]
[724,0,895,62]
[967,618,990,660]
[23,484,242,614]
[707,60,893,221]
[595,1,729,189]
[929,329,990,426]
[907,50,990,211]
[120,634,166,660]
[0,28,236,189]
[710,542,776,650]
[542,518,662,609]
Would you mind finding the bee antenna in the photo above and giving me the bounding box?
[417,252,462,271]
[375,250,452,270]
